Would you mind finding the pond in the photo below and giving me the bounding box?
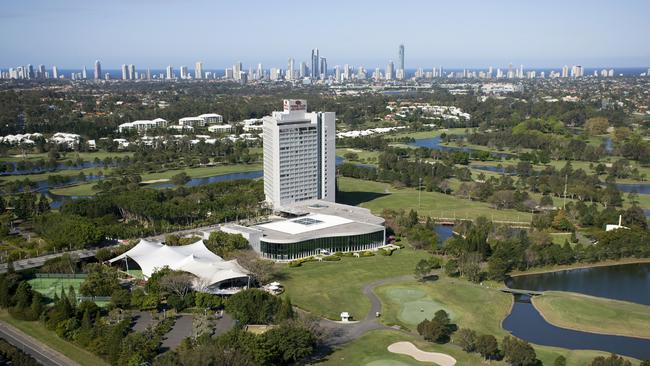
[1,160,105,176]
[149,171,264,189]
[506,263,650,305]
[46,156,349,207]
[410,137,514,159]
[616,183,650,195]
[503,263,650,359]
[434,225,454,246]
[503,295,650,360]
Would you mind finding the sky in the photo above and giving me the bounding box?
[1,0,649,69]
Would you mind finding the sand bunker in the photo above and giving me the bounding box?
[387,342,456,366]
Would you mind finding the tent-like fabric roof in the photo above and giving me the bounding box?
[109,239,249,289]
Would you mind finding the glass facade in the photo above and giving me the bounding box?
[260,230,385,260]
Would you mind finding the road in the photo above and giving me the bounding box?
[0,321,79,366]
[0,218,260,274]
[0,245,120,274]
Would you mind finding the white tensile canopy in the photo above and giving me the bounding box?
[109,239,249,291]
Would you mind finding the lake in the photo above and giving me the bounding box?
[410,137,514,159]
[616,183,650,195]
[0,160,105,176]
[47,156,348,207]
[504,263,650,359]
[503,294,650,360]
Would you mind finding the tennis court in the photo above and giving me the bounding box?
[28,277,85,299]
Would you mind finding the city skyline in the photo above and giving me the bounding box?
[1,0,649,69]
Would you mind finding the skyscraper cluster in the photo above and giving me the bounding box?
[0,48,637,82]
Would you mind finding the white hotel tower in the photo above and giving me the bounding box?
[263,99,335,209]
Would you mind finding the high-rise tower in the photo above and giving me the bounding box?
[310,48,319,79]
[195,61,203,79]
[94,60,101,80]
[320,57,327,79]
[386,61,394,80]
[263,99,335,209]
[287,58,295,80]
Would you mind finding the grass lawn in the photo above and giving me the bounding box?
[336,148,381,164]
[532,291,650,339]
[0,166,108,183]
[376,277,511,336]
[2,151,134,163]
[50,163,262,196]
[388,128,470,140]
[279,247,429,320]
[337,176,532,222]
[634,193,650,210]
[138,163,261,181]
[372,276,621,365]
[377,287,450,328]
[316,329,503,366]
[0,310,109,366]
[550,232,572,245]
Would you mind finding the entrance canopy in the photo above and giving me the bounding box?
[109,239,249,290]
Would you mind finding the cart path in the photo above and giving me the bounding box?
[318,274,415,346]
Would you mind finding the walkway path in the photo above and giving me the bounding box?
[0,321,80,366]
[213,312,235,337]
[131,311,154,333]
[160,315,193,352]
[319,275,414,346]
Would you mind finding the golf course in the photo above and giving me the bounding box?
[532,291,650,339]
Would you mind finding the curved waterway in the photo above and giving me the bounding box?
[410,137,514,159]
[46,156,347,207]
[0,160,105,176]
[503,263,650,359]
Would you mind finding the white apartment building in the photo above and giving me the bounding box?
[118,118,168,133]
[207,124,233,134]
[242,118,264,132]
[179,114,223,127]
[197,113,223,124]
[179,116,206,127]
[263,99,335,209]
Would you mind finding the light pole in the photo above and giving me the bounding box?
[418,177,422,211]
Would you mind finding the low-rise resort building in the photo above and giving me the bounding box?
[223,200,386,261]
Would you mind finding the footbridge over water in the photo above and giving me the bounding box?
[431,217,531,228]
[499,288,545,296]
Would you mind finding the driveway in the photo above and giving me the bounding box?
[160,315,193,352]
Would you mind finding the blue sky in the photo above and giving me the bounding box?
[1,0,649,69]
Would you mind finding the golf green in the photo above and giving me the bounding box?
[384,287,453,326]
